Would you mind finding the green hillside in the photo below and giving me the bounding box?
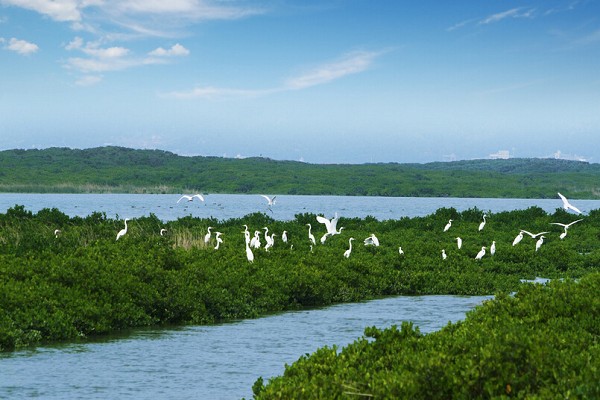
[0,146,599,198]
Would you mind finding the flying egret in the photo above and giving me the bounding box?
[558,192,582,214]
[521,230,549,239]
[282,231,288,243]
[456,237,462,250]
[343,238,355,258]
[204,227,213,244]
[535,235,546,252]
[261,195,276,210]
[475,246,486,260]
[160,228,167,236]
[306,224,316,245]
[116,218,130,241]
[364,234,380,246]
[512,231,524,246]
[316,213,343,244]
[177,194,205,203]
[478,214,487,231]
[441,249,447,260]
[214,232,223,250]
[443,219,453,232]
[490,240,496,256]
[550,219,583,240]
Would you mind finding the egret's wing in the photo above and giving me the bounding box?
[372,235,380,246]
[550,222,568,227]
[558,192,568,206]
[567,219,584,227]
[194,194,205,202]
[520,229,536,237]
[534,231,550,237]
[260,195,271,204]
[316,216,333,232]
[569,205,583,214]
[177,195,188,203]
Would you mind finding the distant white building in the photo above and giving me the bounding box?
[489,150,510,160]
[554,150,587,162]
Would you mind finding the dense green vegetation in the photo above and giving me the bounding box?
[254,274,600,399]
[1,146,599,198]
[1,204,599,352]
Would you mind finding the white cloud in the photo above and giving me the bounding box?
[75,74,102,86]
[479,7,535,25]
[4,37,39,55]
[285,51,380,90]
[148,43,189,57]
[0,0,84,21]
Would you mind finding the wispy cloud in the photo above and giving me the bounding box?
[148,43,190,57]
[449,7,537,31]
[75,74,102,86]
[165,50,383,100]
[2,37,39,55]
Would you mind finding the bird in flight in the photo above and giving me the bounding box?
[177,194,205,203]
[558,192,582,214]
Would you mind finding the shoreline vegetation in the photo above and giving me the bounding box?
[1,146,600,198]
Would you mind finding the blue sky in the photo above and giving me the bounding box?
[1,0,599,163]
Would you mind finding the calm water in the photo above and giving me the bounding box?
[0,295,492,400]
[1,193,599,221]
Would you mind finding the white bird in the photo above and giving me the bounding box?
[512,231,524,246]
[343,238,355,258]
[398,247,404,255]
[160,228,167,236]
[204,227,213,244]
[316,213,342,240]
[245,236,254,263]
[116,218,130,241]
[281,231,288,243]
[478,214,487,231]
[214,232,223,250]
[490,240,496,256]
[306,224,316,245]
[261,195,277,208]
[475,246,486,260]
[558,192,582,214]
[363,234,380,247]
[550,219,583,240]
[443,219,453,232]
[521,230,549,239]
[265,233,276,251]
[535,235,546,252]
[177,194,205,203]
[456,237,462,250]
[441,249,447,260]
[54,229,61,238]
[250,231,261,249]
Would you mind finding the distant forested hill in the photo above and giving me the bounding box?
[0,146,599,198]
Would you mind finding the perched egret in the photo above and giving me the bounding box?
[250,231,261,249]
[177,194,205,203]
[343,238,355,258]
[558,192,582,214]
[265,233,276,251]
[550,219,583,240]
[282,231,288,243]
[54,229,61,238]
[441,249,447,260]
[475,246,486,260]
[245,237,254,263]
[398,247,404,255]
[204,227,213,244]
[512,231,524,246]
[116,218,130,241]
[363,234,380,246]
[443,219,453,232]
[490,241,496,256]
[306,224,316,245]
[478,214,487,231]
[535,235,546,252]
[456,237,462,250]
[160,228,167,236]
[214,232,223,250]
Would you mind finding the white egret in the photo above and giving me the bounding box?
[54,229,61,238]
[443,219,453,232]
[282,231,288,243]
[558,192,582,214]
[250,231,261,249]
[204,227,213,244]
[214,232,223,250]
[521,230,549,239]
[478,214,487,231]
[363,234,380,247]
[512,231,524,246]
[177,194,205,203]
[441,249,447,260]
[261,195,276,210]
[116,218,130,241]
[343,238,355,258]
[265,233,276,251]
[475,246,486,260]
[398,247,404,255]
[316,213,343,243]
[160,228,167,236]
[245,237,254,263]
[550,219,583,240]
[456,237,462,250]
[306,224,316,245]
[490,240,496,256]
[535,235,546,252]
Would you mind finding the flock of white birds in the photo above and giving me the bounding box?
[113,192,585,264]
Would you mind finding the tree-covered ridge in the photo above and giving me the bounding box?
[1,146,599,198]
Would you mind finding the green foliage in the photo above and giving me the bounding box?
[255,274,600,399]
[1,146,600,198]
[1,205,599,353]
